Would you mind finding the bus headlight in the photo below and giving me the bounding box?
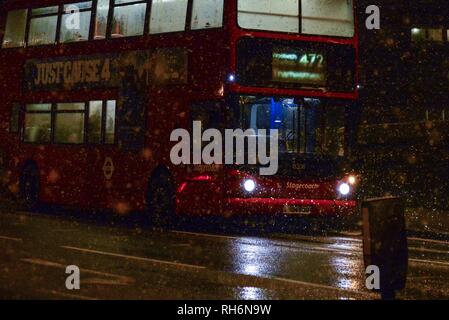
[338,183,351,196]
[243,179,256,193]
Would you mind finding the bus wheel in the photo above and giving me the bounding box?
[146,171,176,230]
[19,164,40,211]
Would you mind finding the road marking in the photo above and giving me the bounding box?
[16,211,42,217]
[270,233,362,245]
[0,235,22,242]
[39,289,98,300]
[309,245,361,256]
[225,272,375,298]
[338,231,363,237]
[171,243,192,248]
[409,237,449,246]
[82,278,132,286]
[61,244,364,296]
[269,275,369,296]
[171,230,239,241]
[21,258,134,284]
[62,245,206,270]
[172,232,361,256]
[409,247,449,255]
[410,258,449,267]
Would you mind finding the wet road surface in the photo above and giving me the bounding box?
[0,209,448,300]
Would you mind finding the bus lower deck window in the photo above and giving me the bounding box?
[2,9,28,48]
[21,100,116,145]
[88,101,103,144]
[24,104,52,143]
[54,103,86,144]
[105,101,116,144]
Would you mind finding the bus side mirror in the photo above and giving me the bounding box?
[362,197,408,300]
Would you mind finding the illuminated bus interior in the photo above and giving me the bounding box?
[235,96,345,157]
[237,0,355,37]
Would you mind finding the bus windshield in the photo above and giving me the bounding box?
[237,0,354,38]
[233,95,346,158]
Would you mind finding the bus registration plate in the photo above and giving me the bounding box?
[283,205,312,215]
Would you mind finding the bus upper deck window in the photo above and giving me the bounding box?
[23,104,52,144]
[94,0,110,39]
[2,9,28,48]
[150,0,188,34]
[111,0,147,38]
[238,0,300,33]
[238,0,354,38]
[28,6,59,46]
[191,0,224,30]
[301,0,354,37]
[60,1,92,43]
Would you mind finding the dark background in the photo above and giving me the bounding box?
[356,0,449,209]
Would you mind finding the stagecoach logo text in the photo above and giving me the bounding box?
[286,182,320,190]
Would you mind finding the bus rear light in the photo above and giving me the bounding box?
[189,175,214,181]
[177,182,188,193]
[179,174,215,193]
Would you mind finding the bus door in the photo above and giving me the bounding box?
[83,100,119,209]
[85,67,147,211]
[183,100,226,215]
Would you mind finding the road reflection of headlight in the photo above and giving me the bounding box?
[338,183,351,196]
[229,239,276,278]
[244,264,259,275]
[237,287,267,300]
[330,256,361,291]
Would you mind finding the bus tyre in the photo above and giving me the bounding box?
[19,164,40,211]
[147,171,176,230]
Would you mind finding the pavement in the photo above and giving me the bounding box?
[406,208,449,237]
[0,206,448,300]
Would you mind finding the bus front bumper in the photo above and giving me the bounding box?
[224,198,357,217]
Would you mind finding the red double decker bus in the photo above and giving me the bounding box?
[0,0,359,226]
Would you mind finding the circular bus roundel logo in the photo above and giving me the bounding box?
[103,157,114,180]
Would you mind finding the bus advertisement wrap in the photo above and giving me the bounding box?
[23,48,188,91]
